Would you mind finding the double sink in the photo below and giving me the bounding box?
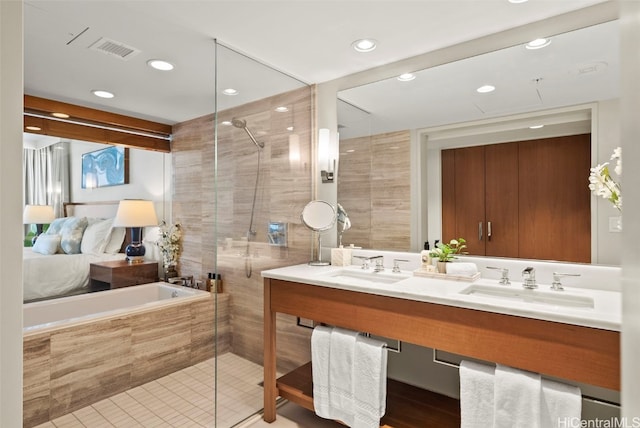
[322,267,595,309]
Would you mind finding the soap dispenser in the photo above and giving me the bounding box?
[421,242,431,269]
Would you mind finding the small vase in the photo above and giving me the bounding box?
[437,261,448,274]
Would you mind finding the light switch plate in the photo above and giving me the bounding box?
[609,216,622,233]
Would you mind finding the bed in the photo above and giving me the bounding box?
[23,201,134,302]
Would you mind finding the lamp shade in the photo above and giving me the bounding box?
[112,200,158,227]
[23,205,55,224]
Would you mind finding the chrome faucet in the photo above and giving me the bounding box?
[551,272,581,291]
[352,255,384,271]
[370,256,384,272]
[486,266,510,285]
[522,267,537,289]
[392,259,409,273]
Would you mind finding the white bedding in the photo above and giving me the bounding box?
[23,247,125,301]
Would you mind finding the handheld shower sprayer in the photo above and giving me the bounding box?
[232,118,264,149]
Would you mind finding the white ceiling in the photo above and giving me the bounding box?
[24,0,610,126]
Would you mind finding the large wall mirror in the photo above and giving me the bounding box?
[336,19,620,266]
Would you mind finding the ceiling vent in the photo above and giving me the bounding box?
[89,37,140,60]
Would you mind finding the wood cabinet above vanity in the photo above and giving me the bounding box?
[442,134,591,263]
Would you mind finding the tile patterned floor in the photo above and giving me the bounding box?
[34,353,265,428]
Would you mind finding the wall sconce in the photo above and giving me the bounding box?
[318,128,338,183]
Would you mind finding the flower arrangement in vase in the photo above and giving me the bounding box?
[156,221,182,279]
[430,238,467,274]
[589,146,621,212]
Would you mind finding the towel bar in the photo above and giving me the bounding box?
[296,318,402,353]
[432,349,620,408]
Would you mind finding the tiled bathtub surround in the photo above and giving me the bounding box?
[23,287,230,428]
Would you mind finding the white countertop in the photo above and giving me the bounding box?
[262,263,621,332]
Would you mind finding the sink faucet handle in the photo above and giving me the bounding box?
[352,255,371,269]
[392,259,409,273]
[522,267,537,289]
[486,266,510,285]
[551,272,581,291]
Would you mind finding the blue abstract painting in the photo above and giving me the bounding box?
[81,146,129,189]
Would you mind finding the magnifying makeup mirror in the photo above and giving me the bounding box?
[301,200,337,266]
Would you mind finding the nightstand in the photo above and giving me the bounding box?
[89,260,159,291]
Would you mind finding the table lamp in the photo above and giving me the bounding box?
[113,199,158,263]
[23,205,55,245]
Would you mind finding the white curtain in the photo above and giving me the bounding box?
[23,141,70,218]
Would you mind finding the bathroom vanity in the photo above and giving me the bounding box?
[262,262,620,426]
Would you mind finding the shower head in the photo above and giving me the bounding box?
[231,118,264,149]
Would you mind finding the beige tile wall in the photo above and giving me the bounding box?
[171,86,315,374]
[338,130,411,250]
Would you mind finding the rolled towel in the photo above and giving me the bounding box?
[444,262,478,276]
[494,365,542,428]
[311,325,333,419]
[541,379,581,428]
[459,360,495,428]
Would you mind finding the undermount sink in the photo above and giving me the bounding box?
[459,283,595,309]
[323,268,411,285]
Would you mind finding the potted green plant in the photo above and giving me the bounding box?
[430,238,467,273]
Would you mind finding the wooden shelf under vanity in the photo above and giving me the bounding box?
[277,362,461,428]
[263,277,620,426]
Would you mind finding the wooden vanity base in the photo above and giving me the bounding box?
[263,278,620,425]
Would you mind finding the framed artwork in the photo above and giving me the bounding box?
[81,146,129,189]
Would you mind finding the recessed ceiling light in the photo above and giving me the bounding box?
[352,38,377,53]
[275,106,289,113]
[51,112,69,119]
[508,0,528,3]
[476,85,496,94]
[220,120,232,126]
[286,126,294,131]
[529,125,544,129]
[526,38,551,50]
[346,149,355,153]
[397,73,416,82]
[147,59,174,71]
[92,90,115,99]
[222,88,238,96]
[26,126,41,131]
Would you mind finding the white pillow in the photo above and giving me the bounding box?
[104,226,126,254]
[81,218,113,255]
[60,216,88,254]
[32,234,61,255]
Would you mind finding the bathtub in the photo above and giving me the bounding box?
[24,281,207,333]
[23,282,227,428]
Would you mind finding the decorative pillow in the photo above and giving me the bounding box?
[60,216,88,254]
[81,218,113,254]
[32,234,61,255]
[104,226,126,254]
[45,217,68,235]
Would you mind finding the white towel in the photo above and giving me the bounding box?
[541,379,581,428]
[352,335,388,428]
[328,327,360,426]
[444,262,478,276]
[311,325,333,419]
[459,360,495,428]
[494,365,542,428]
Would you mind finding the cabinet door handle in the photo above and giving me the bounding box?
[478,222,483,241]
[487,221,492,241]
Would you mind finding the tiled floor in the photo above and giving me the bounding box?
[34,353,265,428]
